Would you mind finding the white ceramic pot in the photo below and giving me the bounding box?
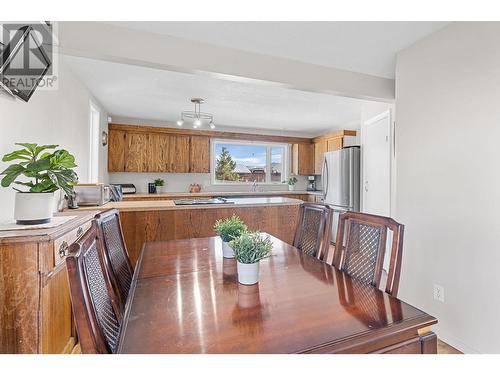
[288,184,295,191]
[222,241,235,258]
[14,192,55,225]
[237,261,260,285]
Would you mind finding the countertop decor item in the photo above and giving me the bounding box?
[214,214,248,258]
[154,178,165,194]
[189,183,202,193]
[231,231,272,285]
[0,143,78,224]
[285,175,298,191]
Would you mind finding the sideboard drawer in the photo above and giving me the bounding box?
[53,221,92,267]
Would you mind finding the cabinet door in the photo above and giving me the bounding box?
[190,136,210,173]
[125,132,148,172]
[169,135,190,172]
[314,141,327,175]
[41,264,76,354]
[292,143,314,175]
[327,137,343,152]
[146,133,171,172]
[108,129,127,172]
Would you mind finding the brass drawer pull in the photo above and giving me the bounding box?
[76,227,84,239]
[59,241,69,258]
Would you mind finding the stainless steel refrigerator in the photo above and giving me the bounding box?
[321,146,360,243]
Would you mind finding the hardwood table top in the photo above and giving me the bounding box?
[117,235,437,354]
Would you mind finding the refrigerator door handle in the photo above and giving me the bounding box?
[322,158,329,200]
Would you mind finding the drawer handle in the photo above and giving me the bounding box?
[59,241,69,258]
[76,227,84,239]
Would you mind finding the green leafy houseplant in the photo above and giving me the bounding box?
[0,143,78,197]
[154,178,165,187]
[214,214,248,243]
[230,232,273,264]
[286,176,298,186]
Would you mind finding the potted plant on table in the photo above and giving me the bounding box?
[286,176,298,191]
[0,143,78,224]
[231,232,272,285]
[214,215,247,258]
[154,178,165,194]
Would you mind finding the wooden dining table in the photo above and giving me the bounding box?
[117,235,437,354]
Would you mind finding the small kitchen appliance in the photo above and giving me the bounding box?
[74,183,111,206]
[307,175,317,191]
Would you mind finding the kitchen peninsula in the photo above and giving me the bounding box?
[71,197,302,266]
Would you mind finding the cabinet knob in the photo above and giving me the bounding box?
[59,241,69,258]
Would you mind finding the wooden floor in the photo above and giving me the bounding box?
[437,339,462,354]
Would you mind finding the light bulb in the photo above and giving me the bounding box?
[176,119,184,126]
[209,121,215,129]
[193,119,202,127]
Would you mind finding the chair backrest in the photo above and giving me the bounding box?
[332,211,404,297]
[66,222,122,354]
[94,209,133,311]
[293,203,333,261]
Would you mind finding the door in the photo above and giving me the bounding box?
[362,111,391,216]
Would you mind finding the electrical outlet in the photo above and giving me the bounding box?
[433,284,445,302]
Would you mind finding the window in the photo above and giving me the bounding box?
[212,140,288,184]
[88,103,100,183]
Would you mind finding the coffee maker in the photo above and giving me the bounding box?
[307,175,317,191]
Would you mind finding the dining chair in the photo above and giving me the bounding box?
[94,209,134,311]
[293,203,333,261]
[66,222,122,354]
[332,211,404,297]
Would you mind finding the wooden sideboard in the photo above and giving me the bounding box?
[0,211,97,353]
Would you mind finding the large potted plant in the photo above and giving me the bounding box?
[231,232,272,285]
[0,143,78,224]
[214,215,247,258]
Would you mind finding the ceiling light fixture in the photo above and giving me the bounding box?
[177,98,215,129]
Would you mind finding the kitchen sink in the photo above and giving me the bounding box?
[173,198,235,205]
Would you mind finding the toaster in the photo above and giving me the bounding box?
[74,183,111,206]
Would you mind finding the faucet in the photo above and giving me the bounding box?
[252,181,258,192]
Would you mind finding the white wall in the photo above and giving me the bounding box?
[0,56,108,221]
[395,22,500,353]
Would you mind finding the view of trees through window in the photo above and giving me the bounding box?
[214,142,286,183]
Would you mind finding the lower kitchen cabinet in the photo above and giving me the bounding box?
[0,212,96,353]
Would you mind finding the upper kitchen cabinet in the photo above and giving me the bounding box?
[292,143,314,175]
[190,136,210,173]
[312,130,357,174]
[108,125,208,173]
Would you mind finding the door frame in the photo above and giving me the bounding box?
[360,109,396,217]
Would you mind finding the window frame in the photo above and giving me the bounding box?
[210,138,290,186]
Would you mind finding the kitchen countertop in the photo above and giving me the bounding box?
[123,190,323,199]
[69,197,303,212]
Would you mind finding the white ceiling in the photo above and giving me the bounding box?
[65,56,369,137]
[107,21,448,79]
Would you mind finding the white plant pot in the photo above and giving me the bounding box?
[14,192,55,225]
[156,186,165,194]
[222,241,235,258]
[237,261,260,285]
[288,185,295,191]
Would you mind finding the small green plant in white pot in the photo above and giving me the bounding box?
[0,143,78,224]
[154,178,165,194]
[286,176,298,191]
[214,215,248,258]
[231,232,272,285]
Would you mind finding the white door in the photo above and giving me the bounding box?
[362,111,391,216]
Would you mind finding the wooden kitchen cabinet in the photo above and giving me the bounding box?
[313,140,327,174]
[169,135,190,172]
[327,137,343,152]
[108,129,127,172]
[292,143,314,175]
[0,212,96,353]
[146,133,171,172]
[125,132,148,172]
[190,136,210,173]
